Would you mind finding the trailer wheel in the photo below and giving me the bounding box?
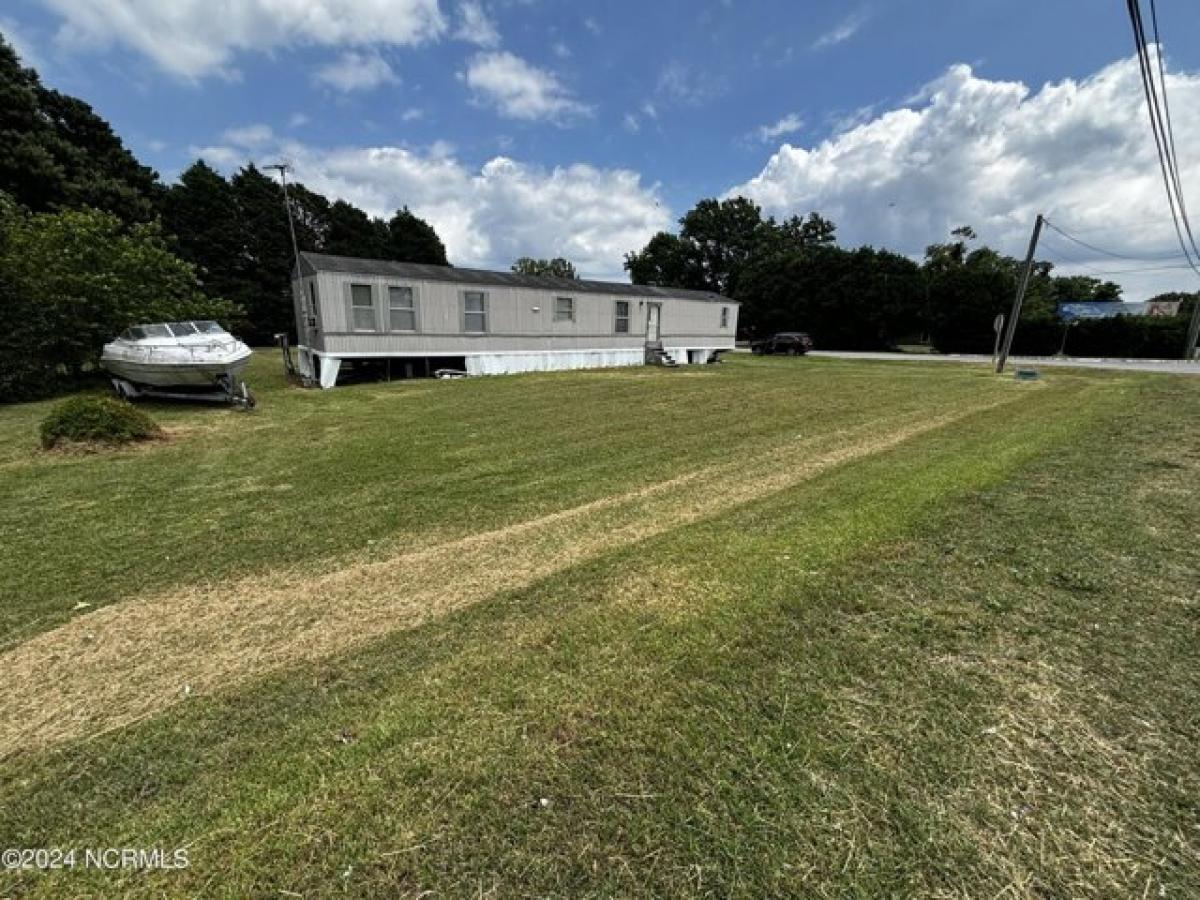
[233,382,256,410]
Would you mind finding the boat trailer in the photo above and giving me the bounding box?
[110,374,256,409]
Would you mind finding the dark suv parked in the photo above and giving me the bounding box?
[750,332,813,355]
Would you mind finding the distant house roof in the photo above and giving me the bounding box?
[296,252,735,304]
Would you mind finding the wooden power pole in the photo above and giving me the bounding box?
[1185,294,1200,360]
[995,213,1044,374]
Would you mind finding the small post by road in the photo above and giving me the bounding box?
[1057,319,1076,357]
[996,213,1044,374]
[991,313,1005,369]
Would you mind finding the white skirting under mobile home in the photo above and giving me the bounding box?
[464,348,644,375]
[298,346,725,388]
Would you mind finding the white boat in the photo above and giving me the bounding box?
[101,321,254,404]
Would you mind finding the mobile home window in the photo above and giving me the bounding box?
[388,285,417,331]
[463,291,488,333]
[554,296,575,322]
[720,306,730,328]
[615,300,630,333]
[350,284,375,331]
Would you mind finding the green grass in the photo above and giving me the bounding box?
[0,352,1031,645]
[0,353,1196,897]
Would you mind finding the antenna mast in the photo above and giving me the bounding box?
[266,162,301,274]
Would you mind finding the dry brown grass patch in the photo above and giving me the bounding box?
[0,397,1015,759]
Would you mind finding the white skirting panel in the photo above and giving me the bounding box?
[296,348,316,379]
[318,357,342,389]
[464,349,644,376]
[664,348,716,365]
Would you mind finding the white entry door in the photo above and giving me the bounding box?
[646,303,661,342]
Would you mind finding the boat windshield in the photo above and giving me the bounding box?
[126,324,171,339]
[192,320,227,335]
[167,321,199,337]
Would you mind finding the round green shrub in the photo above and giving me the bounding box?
[39,395,161,450]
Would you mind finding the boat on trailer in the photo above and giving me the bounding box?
[100,321,255,407]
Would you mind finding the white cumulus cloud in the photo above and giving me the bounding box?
[754,113,803,143]
[38,0,445,79]
[728,55,1200,300]
[314,50,398,92]
[454,0,500,48]
[812,9,870,50]
[222,123,274,147]
[183,137,668,279]
[655,60,722,107]
[462,50,590,122]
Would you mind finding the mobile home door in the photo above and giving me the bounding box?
[646,303,661,342]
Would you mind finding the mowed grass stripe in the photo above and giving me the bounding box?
[0,354,1024,646]
[0,387,1048,758]
[0,370,1149,898]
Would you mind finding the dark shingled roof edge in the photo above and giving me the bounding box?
[296,252,736,304]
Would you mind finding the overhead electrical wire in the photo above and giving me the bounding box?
[1045,259,1191,279]
[1038,233,1191,277]
[1042,218,1187,262]
[1043,217,1178,234]
[1125,0,1200,356]
[1125,0,1200,277]
[1149,0,1200,262]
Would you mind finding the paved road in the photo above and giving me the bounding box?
[800,350,1200,375]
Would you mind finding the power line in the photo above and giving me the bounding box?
[1043,216,1175,234]
[1148,0,1200,356]
[1042,218,1186,262]
[1124,1,1200,357]
[1038,232,1194,276]
[1149,0,1200,262]
[1127,1,1192,272]
[1126,1,1200,278]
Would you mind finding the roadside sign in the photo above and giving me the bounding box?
[991,314,1005,367]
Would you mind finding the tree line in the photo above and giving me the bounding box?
[625,200,1196,356]
[2,28,1195,402]
[0,34,452,398]
[161,161,447,344]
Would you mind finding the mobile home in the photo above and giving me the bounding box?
[291,252,738,388]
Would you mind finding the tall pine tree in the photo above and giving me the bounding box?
[162,160,247,308]
[229,164,300,344]
[0,34,160,222]
[387,207,448,265]
[326,200,391,258]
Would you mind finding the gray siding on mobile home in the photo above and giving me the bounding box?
[292,252,738,386]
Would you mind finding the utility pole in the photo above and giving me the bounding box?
[265,162,301,275]
[1186,294,1200,360]
[995,213,1044,374]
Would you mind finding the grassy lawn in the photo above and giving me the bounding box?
[0,353,1196,896]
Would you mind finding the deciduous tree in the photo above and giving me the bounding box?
[0,195,236,400]
[512,257,578,279]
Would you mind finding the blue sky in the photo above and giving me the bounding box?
[4,0,1200,297]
